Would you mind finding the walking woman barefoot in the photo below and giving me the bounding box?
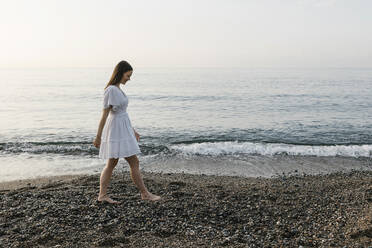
[93,61,161,204]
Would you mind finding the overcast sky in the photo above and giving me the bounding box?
[1,0,371,68]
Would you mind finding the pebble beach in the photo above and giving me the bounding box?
[1,170,371,247]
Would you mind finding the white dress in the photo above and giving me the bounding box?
[99,85,141,159]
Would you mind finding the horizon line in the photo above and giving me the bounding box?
[1,66,372,70]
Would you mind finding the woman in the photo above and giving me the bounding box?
[93,60,161,204]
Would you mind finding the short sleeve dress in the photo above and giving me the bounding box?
[99,85,141,159]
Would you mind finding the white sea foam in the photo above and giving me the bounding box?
[170,141,372,158]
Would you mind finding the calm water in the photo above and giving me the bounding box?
[1,67,371,182]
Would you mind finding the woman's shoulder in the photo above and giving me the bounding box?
[104,85,119,93]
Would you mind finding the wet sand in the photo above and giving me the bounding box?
[0,170,371,247]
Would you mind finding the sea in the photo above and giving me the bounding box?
[1,67,371,182]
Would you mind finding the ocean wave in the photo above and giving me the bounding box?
[0,142,170,156]
[0,142,95,155]
[170,141,372,158]
[1,141,372,158]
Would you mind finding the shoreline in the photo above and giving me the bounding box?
[1,158,371,191]
[1,170,371,247]
[2,154,371,184]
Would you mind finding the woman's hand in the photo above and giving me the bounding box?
[93,137,101,148]
[134,130,140,142]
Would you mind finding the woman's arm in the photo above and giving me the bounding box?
[93,107,111,148]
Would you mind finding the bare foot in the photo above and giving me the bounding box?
[141,192,161,201]
[97,194,120,204]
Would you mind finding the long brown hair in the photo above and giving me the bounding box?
[104,61,133,90]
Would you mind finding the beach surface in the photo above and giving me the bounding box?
[1,170,371,247]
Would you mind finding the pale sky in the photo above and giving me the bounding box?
[1,0,371,68]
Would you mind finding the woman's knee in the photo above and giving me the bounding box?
[107,158,119,169]
[125,155,139,168]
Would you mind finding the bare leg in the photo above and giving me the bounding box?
[125,155,161,201]
[98,158,120,204]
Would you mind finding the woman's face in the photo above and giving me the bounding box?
[121,70,133,85]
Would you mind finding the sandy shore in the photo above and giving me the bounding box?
[1,170,371,247]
